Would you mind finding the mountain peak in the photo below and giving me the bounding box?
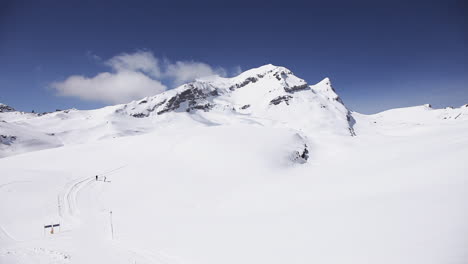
[0,103,15,113]
[231,64,291,79]
[249,63,285,72]
[317,77,331,86]
[113,64,354,136]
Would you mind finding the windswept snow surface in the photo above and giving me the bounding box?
[1,66,468,264]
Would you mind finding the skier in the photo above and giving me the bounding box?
[95,175,98,181]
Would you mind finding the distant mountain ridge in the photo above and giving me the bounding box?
[0,103,15,113]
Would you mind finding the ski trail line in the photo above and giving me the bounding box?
[59,177,94,217]
[0,181,32,243]
[0,223,17,243]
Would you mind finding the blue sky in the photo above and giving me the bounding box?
[0,0,466,114]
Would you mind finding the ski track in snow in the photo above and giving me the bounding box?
[0,181,33,243]
[0,247,71,264]
[0,224,16,243]
[59,177,95,218]
[0,180,32,189]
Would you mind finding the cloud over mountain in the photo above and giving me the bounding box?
[50,51,226,104]
[51,70,166,104]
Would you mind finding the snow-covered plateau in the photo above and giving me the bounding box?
[1,64,467,264]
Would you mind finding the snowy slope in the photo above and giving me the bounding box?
[0,121,62,158]
[353,103,468,136]
[1,115,467,264]
[1,65,468,264]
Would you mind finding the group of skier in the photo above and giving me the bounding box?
[95,175,107,182]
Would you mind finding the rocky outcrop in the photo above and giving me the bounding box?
[347,113,356,136]
[157,84,219,115]
[229,77,258,91]
[292,144,309,164]
[0,104,15,113]
[0,135,17,145]
[270,95,293,106]
[284,84,309,93]
[127,84,219,117]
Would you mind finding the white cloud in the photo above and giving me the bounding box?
[105,51,161,78]
[232,65,242,76]
[166,61,226,85]
[51,71,167,104]
[50,51,228,104]
[85,51,102,62]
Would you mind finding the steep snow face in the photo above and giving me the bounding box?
[0,65,354,158]
[117,64,354,136]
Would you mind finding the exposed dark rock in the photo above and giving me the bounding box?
[157,97,179,115]
[293,144,309,164]
[335,96,344,104]
[35,109,63,116]
[131,113,146,118]
[157,85,219,115]
[274,72,282,81]
[284,83,309,93]
[229,77,258,91]
[240,104,251,110]
[0,135,17,145]
[147,99,166,113]
[270,95,293,106]
[347,113,356,136]
[210,89,219,96]
[274,71,291,81]
[186,103,214,112]
[300,145,309,160]
[0,104,15,113]
[322,82,344,103]
[124,98,167,118]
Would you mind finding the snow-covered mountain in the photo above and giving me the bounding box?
[1,65,468,264]
[116,64,354,135]
[0,64,356,158]
[1,64,467,159]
